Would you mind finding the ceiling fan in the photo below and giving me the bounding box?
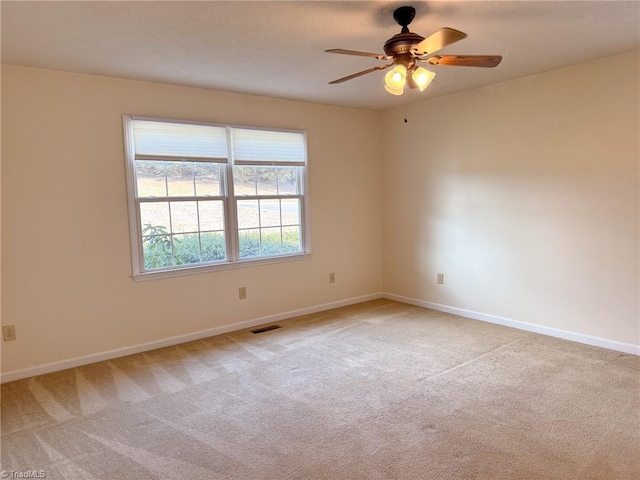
[326,6,502,95]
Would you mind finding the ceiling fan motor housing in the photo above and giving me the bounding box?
[384,32,424,64]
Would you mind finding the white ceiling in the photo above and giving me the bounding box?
[2,1,639,110]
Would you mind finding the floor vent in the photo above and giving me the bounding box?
[250,325,282,334]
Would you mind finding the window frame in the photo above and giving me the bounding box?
[123,116,311,282]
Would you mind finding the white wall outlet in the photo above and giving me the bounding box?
[329,272,336,284]
[2,325,17,342]
[239,287,247,300]
[437,273,444,285]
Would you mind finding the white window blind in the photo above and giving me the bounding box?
[133,120,228,160]
[232,128,306,165]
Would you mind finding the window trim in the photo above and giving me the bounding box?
[123,115,311,282]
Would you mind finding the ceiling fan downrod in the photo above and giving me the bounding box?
[384,6,424,60]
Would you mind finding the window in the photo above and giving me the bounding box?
[123,117,309,280]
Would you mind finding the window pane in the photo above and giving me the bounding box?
[256,167,277,195]
[172,233,201,266]
[200,232,226,262]
[277,167,299,195]
[282,226,301,253]
[133,120,228,159]
[238,229,260,258]
[237,200,259,229]
[170,201,198,233]
[260,199,280,227]
[233,166,256,196]
[167,163,195,197]
[195,163,221,196]
[136,161,167,197]
[142,235,172,269]
[198,201,224,231]
[281,198,301,226]
[140,202,171,233]
[261,227,282,255]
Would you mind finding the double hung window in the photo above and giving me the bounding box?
[123,117,308,280]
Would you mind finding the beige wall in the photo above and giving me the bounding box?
[382,50,640,346]
[1,66,383,373]
[3,51,639,376]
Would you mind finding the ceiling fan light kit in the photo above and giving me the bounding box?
[383,64,435,93]
[326,5,502,96]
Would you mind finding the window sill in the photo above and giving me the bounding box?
[131,253,311,282]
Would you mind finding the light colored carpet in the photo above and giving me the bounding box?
[1,299,639,479]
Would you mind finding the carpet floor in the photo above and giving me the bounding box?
[1,299,639,479]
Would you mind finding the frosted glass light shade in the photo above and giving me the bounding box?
[384,65,407,91]
[412,67,436,91]
[384,85,404,96]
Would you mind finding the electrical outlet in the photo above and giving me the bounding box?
[239,287,247,300]
[329,272,336,284]
[2,325,17,342]
[437,273,444,285]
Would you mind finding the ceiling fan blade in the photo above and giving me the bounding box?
[325,49,391,60]
[411,28,467,56]
[328,64,393,84]
[427,55,502,67]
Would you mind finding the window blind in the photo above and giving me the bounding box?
[132,120,228,160]
[232,128,306,166]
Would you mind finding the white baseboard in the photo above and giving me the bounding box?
[0,293,383,383]
[4,292,636,383]
[383,293,640,356]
